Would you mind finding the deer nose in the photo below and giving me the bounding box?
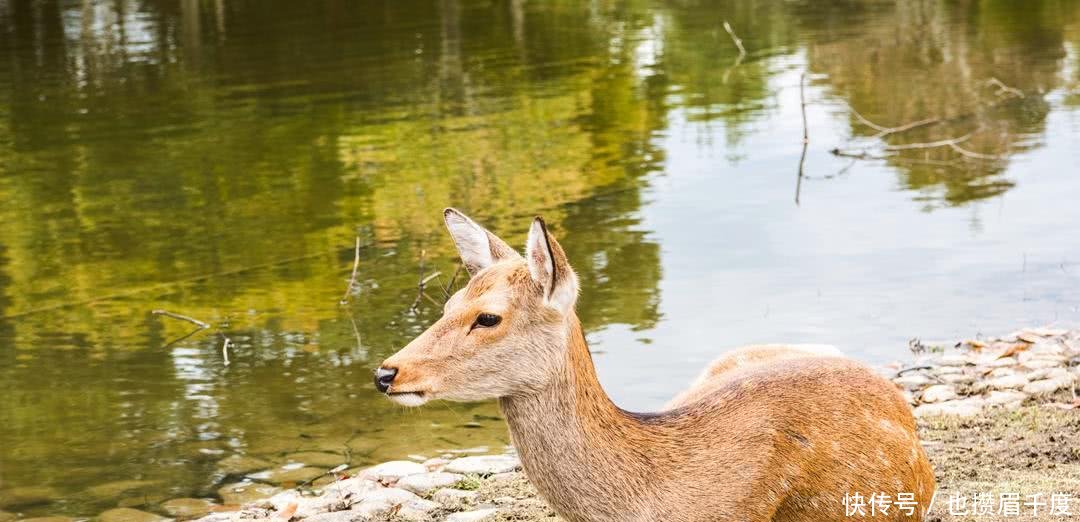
[374,367,398,393]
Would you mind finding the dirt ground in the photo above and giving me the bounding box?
[415,405,1080,522]
[921,405,1080,521]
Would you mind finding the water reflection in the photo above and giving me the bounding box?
[0,0,1078,517]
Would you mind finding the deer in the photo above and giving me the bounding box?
[374,208,935,522]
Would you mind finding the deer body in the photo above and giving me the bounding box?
[376,209,935,522]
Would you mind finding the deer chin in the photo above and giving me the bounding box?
[386,391,429,407]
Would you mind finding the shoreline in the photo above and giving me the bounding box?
[3,327,1078,522]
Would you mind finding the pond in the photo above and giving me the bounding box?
[1,0,1079,517]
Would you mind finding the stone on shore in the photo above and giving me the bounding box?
[396,472,466,496]
[893,374,931,390]
[985,390,1029,408]
[973,374,1028,392]
[349,488,439,519]
[1023,375,1075,396]
[444,455,521,475]
[217,483,281,506]
[919,384,957,403]
[445,509,499,522]
[432,488,479,508]
[98,508,171,522]
[914,398,985,418]
[360,461,427,483]
[160,498,218,519]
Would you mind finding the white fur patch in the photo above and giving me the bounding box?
[388,392,429,407]
[525,218,577,314]
[445,209,494,272]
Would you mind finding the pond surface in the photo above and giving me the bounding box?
[2,0,1080,517]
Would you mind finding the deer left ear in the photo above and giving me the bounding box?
[525,217,579,314]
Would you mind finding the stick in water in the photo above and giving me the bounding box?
[221,334,232,366]
[340,236,361,305]
[152,310,210,329]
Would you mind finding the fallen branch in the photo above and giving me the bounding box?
[722,21,747,84]
[723,21,746,58]
[947,142,1006,160]
[884,133,973,151]
[795,73,808,205]
[339,236,361,305]
[220,334,232,366]
[986,77,1024,99]
[848,106,940,140]
[152,309,210,330]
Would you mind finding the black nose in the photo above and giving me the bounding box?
[374,367,398,393]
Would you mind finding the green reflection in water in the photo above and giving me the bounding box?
[0,0,1078,517]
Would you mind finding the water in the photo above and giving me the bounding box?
[1,0,1079,516]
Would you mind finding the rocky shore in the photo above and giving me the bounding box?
[3,327,1077,522]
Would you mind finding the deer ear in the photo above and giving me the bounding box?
[444,208,519,275]
[525,217,579,314]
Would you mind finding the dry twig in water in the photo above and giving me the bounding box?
[986,77,1024,99]
[340,236,361,305]
[152,309,210,329]
[795,73,808,205]
[722,21,747,83]
[848,106,939,140]
[220,334,232,366]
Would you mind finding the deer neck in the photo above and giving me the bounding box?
[498,314,663,520]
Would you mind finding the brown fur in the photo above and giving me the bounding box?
[379,210,935,522]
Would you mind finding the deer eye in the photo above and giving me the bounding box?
[473,313,502,329]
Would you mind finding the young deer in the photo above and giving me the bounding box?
[375,209,935,522]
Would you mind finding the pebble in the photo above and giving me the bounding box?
[920,384,957,404]
[893,374,931,390]
[985,390,1028,408]
[217,483,281,506]
[1023,376,1075,396]
[350,488,439,519]
[973,374,1028,392]
[423,457,450,471]
[160,498,217,519]
[445,455,521,475]
[432,488,479,507]
[360,461,427,482]
[913,398,985,418]
[936,354,971,367]
[938,373,976,385]
[396,472,466,496]
[445,509,500,522]
[98,508,171,522]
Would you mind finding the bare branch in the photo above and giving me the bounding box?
[986,77,1024,99]
[722,21,746,58]
[340,236,361,305]
[152,309,210,330]
[884,133,972,151]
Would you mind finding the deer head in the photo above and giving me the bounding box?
[374,208,579,406]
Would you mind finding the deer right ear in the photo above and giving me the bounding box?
[443,208,519,275]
